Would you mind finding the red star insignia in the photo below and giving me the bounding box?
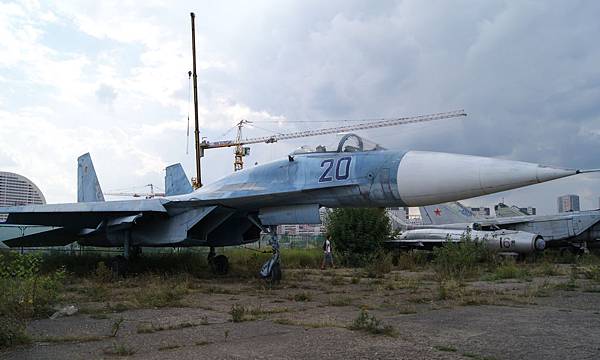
[434,208,442,216]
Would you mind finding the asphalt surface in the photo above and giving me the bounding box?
[2,268,600,359]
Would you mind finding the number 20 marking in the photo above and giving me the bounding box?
[319,157,351,182]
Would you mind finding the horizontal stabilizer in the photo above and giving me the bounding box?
[3,228,77,248]
[165,163,193,196]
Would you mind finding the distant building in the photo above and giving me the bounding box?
[277,207,327,236]
[0,171,46,221]
[469,207,491,217]
[557,194,580,213]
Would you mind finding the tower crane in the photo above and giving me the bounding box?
[104,184,165,199]
[200,109,467,171]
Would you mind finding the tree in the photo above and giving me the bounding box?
[324,208,393,266]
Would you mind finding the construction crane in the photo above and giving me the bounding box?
[200,109,467,171]
[104,184,165,199]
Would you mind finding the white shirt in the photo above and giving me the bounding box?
[324,239,331,253]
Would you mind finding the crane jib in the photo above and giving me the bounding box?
[201,110,467,149]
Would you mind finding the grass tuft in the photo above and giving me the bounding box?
[348,309,396,336]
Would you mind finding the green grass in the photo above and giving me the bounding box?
[137,321,195,334]
[36,335,106,343]
[230,304,245,322]
[103,343,136,356]
[134,283,188,308]
[272,318,342,328]
[328,296,352,306]
[289,292,313,302]
[434,345,457,352]
[348,309,396,336]
[0,316,30,349]
[432,235,498,281]
[158,344,181,351]
[482,262,531,281]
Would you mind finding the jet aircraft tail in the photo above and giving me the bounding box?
[77,153,105,202]
[165,163,193,196]
[420,202,475,225]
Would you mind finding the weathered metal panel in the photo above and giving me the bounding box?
[259,204,321,225]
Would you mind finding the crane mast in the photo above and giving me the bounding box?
[201,110,467,171]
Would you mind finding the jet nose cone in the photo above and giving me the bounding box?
[397,151,579,206]
[536,165,577,182]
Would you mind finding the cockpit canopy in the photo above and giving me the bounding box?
[290,133,385,155]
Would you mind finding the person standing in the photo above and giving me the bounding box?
[321,235,334,270]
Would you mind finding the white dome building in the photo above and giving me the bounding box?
[0,171,46,221]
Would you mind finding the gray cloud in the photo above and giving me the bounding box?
[95,83,117,105]
[2,1,599,213]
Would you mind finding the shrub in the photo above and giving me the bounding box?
[349,309,396,336]
[362,251,393,278]
[230,304,247,322]
[134,283,188,308]
[0,252,65,349]
[325,208,393,267]
[0,253,65,319]
[432,231,497,280]
[393,251,430,271]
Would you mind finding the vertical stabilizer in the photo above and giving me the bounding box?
[419,202,474,225]
[165,163,193,196]
[77,153,104,202]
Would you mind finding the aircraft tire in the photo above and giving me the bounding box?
[212,255,229,275]
[268,262,282,285]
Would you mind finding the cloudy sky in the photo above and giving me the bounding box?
[1,0,599,214]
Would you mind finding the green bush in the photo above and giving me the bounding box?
[432,232,498,280]
[0,252,65,349]
[325,208,393,266]
[0,253,65,319]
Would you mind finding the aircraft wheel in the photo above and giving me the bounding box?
[211,254,229,275]
[267,262,282,285]
[109,256,129,277]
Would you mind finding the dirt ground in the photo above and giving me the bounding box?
[2,266,600,360]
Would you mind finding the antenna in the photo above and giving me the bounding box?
[190,12,203,188]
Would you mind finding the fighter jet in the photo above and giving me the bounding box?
[0,133,597,279]
[414,201,600,253]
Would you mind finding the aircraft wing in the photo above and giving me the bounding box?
[476,216,536,227]
[0,199,168,228]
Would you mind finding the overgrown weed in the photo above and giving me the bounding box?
[349,309,396,336]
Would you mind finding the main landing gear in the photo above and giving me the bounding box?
[260,226,282,284]
[109,232,141,277]
[208,247,229,275]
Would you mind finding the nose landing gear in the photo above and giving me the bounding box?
[260,226,282,284]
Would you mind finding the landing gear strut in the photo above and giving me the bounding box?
[260,226,282,284]
[109,231,133,277]
[208,247,229,275]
